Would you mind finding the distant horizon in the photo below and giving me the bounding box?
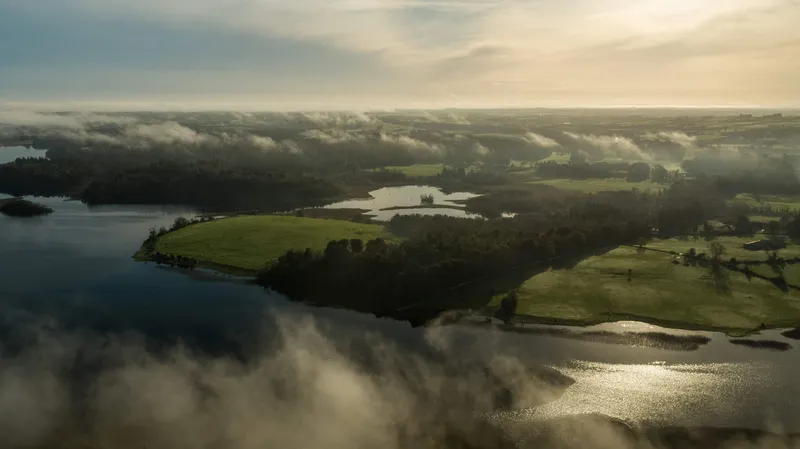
[1,101,799,114]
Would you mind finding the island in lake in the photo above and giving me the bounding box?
[0,197,53,217]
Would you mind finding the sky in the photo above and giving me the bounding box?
[1,0,798,109]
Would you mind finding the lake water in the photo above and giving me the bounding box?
[1,160,799,432]
[323,185,482,221]
[0,145,48,163]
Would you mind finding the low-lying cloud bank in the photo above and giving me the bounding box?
[643,131,698,149]
[0,313,569,449]
[0,110,756,168]
[0,110,136,129]
[0,110,301,154]
[1,311,796,449]
[300,111,374,126]
[563,131,653,162]
[525,132,561,149]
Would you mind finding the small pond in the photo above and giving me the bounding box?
[323,185,481,221]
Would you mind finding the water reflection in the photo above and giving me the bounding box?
[368,207,482,221]
[494,360,790,430]
[323,185,479,221]
[0,145,48,164]
[0,197,270,342]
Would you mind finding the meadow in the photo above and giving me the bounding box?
[528,178,664,194]
[730,193,800,212]
[154,215,395,272]
[367,164,447,177]
[491,238,800,333]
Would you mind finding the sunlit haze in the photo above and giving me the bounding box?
[1,0,798,109]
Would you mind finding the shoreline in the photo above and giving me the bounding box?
[379,204,468,211]
[131,215,800,338]
[133,247,800,337]
[505,311,789,338]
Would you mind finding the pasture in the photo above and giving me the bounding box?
[154,215,395,271]
[492,239,800,333]
[528,178,663,194]
[368,164,447,177]
[731,193,800,212]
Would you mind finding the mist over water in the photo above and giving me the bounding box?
[1,200,800,448]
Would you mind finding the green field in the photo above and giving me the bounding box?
[535,153,572,164]
[368,164,447,177]
[154,215,395,271]
[528,178,664,194]
[492,239,800,333]
[749,215,781,224]
[731,193,800,211]
[644,235,800,260]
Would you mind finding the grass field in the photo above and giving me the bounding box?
[536,153,572,164]
[644,235,800,260]
[154,215,395,271]
[528,178,664,194]
[749,215,782,224]
[491,238,800,333]
[731,193,800,211]
[367,164,447,177]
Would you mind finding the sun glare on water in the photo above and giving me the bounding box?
[494,361,775,429]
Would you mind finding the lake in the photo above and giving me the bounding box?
[1,150,799,432]
[0,145,48,163]
[323,185,483,221]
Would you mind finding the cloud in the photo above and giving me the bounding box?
[124,122,211,146]
[642,131,702,161]
[472,141,490,156]
[297,127,444,156]
[446,113,471,125]
[300,112,374,126]
[0,110,136,129]
[525,132,561,148]
[249,135,278,151]
[3,0,799,106]
[0,110,312,154]
[420,111,440,123]
[643,131,698,149]
[379,132,443,155]
[301,129,367,145]
[0,313,569,449]
[563,131,653,161]
[281,139,304,154]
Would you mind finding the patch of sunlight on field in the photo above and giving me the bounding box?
[749,215,781,223]
[495,244,800,332]
[155,215,395,271]
[367,164,446,177]
[537,153,572,164]
[731,193,800,211]
[645,236,800,261]
[528,178,663,194]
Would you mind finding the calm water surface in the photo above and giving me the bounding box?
[323,185,481,221]
[1,156,799,430]
[0,145,48,162]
